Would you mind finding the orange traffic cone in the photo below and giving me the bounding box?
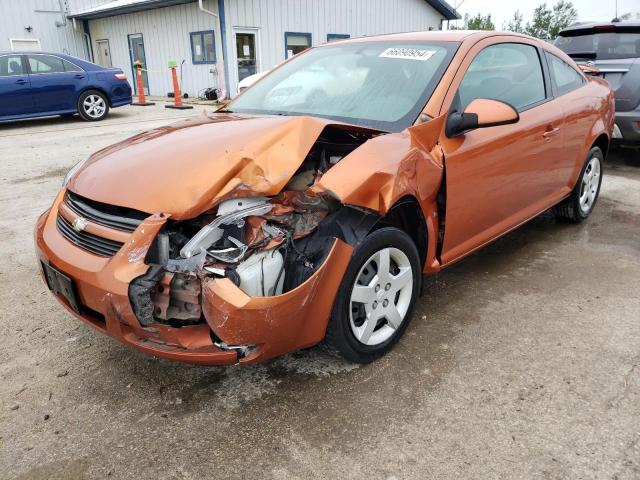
[132,63,155,106]
[165,62,193,110]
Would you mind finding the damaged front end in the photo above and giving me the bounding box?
[128,125,381,363]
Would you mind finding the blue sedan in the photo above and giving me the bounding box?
[0,52,132,122]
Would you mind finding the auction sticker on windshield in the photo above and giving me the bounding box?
[379,48,436,61]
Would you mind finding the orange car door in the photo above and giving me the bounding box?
[438,39,567,265]
[544,51,593,187]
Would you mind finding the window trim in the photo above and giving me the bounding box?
[24,53,84,75]
[284,31,312,59]
[543,50,587,98]
[327,33,350,42]
[190,30,216,65]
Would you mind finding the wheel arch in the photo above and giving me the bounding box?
[379,195,428,269]
[591,132,610,158]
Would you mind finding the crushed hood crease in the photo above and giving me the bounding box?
[67,112,379,220]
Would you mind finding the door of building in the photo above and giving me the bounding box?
[96,39,112,68]
[233,28,260,93]
[127,33,149,95]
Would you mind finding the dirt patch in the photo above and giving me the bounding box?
[11,167,69,184]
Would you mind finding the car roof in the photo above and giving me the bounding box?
[0,51,112,71]
[1,51,77,56]
[327,30,534,44]
[560,20,640,33]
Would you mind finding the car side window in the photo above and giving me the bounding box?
[28,55,65,74]
[458,43,546,112]
[545,52,585,97]
[0,55,25,76]
[62,59,83,72]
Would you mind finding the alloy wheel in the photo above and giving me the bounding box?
[579,155,601,214]
[83,94,106,119]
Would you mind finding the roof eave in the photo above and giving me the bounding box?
[69,0,194,20]
[425,0,461,21]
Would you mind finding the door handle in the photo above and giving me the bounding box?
[15,79,27,84]
[74,74,85,79]
[543,127,561,140]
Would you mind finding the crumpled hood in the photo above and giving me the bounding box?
[68,113,345,220]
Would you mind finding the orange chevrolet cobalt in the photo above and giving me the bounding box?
[35,31,614,365]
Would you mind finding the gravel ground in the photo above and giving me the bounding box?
[1,105,639,480]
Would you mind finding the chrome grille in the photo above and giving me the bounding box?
[64,191,146,233]
[56,214,124,257]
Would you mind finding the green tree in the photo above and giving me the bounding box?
[505,10,525,33]
[549,1,578,38]
[524,1,577,40]
[467,13,496,30]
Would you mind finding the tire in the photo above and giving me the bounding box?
[325,227,421,363]
[77,90,109,121]
[555,146,603,222]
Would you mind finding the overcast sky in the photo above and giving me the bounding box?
[449,0,639,30]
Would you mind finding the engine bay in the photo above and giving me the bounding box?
[133,125,379,327]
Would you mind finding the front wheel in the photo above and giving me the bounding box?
[77,90,109,121]
[325,227,421,363]
[555,146,603,222]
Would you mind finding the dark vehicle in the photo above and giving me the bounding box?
[555,21,640,147]
[0,52,131,122]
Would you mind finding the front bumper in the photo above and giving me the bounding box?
[34,190,353,365]
[614,110,640,144]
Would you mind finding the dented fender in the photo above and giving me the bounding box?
[314,114,445,215]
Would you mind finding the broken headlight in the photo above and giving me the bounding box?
[180,198,272,259]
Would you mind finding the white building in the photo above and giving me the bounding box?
[2,0,459,98]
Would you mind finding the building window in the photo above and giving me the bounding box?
[285,32,311,58]
[327,34,350,42]
[190,30,216,64]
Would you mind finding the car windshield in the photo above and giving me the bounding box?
[228,41,458,132]
[554,30,640,60]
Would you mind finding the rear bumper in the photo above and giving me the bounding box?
[111,97,132,108]
[110,83,132,108]
[614,110,640,144]
[34,190,352,365]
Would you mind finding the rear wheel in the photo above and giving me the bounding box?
[555,146,603,222]
[77,90,109,121]
[325,227,421,363]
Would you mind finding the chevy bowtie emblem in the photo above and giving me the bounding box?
[72,216,87,232]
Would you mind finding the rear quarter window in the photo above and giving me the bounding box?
[545,52,585,96]
[28,55,65,74]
